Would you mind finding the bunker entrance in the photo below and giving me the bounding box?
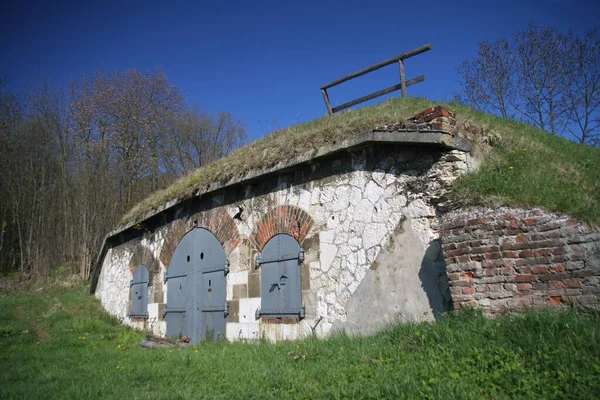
[164,228,228,343]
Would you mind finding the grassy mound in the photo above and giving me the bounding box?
[122,98,600,226]
[448,106,600,225]
[122,97,436,224]
[2,282,599,399]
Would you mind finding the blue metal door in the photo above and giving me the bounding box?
[256,234,304,319]
[196,231,228,341]
[164,231,191,339]
[130,264,149,318]
[164,228,228,343]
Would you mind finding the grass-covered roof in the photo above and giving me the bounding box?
[122,97,600,227]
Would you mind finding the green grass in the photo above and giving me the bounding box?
[447,105,600,225]
[122,97,600,227]
[2,281,600,399]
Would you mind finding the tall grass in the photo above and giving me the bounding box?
[2,282,599,399]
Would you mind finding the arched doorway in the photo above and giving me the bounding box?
[164,228,229,343]
[256,234,304,320]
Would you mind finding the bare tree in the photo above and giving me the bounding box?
[562,29,600,144]
[514,25,570,135]
[0,69,247,280]
[161,108,247,175]
[455,24,599,144]
[455,39,516,119]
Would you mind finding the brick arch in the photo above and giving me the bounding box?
[249,205,314,251]
[159,208,240,269]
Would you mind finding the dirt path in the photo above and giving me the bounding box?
[13,305,49,343]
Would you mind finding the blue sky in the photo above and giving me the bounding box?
[1,0,598,140]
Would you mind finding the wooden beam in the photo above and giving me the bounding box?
[398,60,407,98]
[331,75,425,113]
[320,44,432,90]
[321,88,333,115]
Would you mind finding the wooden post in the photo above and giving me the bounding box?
[321,88,333,116]
[398,60,407,98]
[320,44,432,114]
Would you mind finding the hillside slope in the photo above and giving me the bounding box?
[122,98,600,226]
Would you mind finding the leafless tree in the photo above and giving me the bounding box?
[161,108,247,175]
[0,69,247,279]
[562,29,600,144]
[456,39,516,119]
[455,24,600,144]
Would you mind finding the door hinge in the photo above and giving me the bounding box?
[224,259,230,276]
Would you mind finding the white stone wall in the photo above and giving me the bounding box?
[95,148,472,341]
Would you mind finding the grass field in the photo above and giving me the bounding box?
[2,281,600,399]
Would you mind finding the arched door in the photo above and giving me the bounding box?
[130,264,149,318]
[164,228,228,343]
[256,234,304,320]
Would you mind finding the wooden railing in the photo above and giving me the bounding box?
[320,44,432,115]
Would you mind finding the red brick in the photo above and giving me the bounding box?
[515,234,529,243]
[501,242,531,250]
[531,239,562,249]
[457,255,471,263]
[538,222,561,232]
[534,249,551,257]
[484,252,503,260]
[462,287,476,295]
[514,275,536,283]
[550,265,566,273]
[509,297,533,306]
[539,273,570,281]
[531,266,548,274]
[548,281,565,289]
[565,279,582,288]
[519,249,535,258]
[519,267,533,274]
[450,280,474,287]
[482,260,502,268]
[517,283,533,290]
[462,272,474,280]
[572,270,594,278]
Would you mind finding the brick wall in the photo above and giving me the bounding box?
[441,208,600,315]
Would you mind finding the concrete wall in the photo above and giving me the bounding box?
[441,207,600,314]
[95,144,473,341]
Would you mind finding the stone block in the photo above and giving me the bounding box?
[227,300,239,323]
[248,271,261,298]
[239,298,261,323]
[226,323,243,341]
[233,284,248,300]
[301,263,310,290]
